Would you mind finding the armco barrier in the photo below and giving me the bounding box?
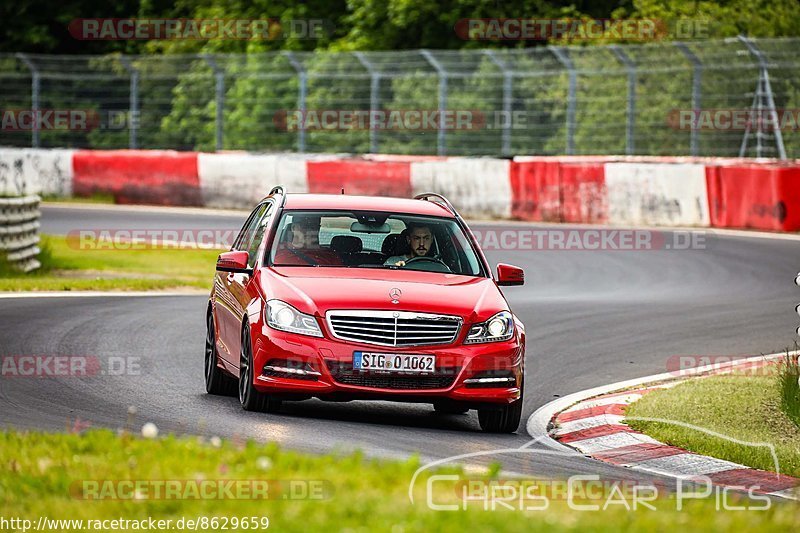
[0,195,41,272]
[604,162,710,227]
[73,150,201,206]
[706,163,800,231]
[0,148,73,197]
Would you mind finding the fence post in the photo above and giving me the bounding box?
[674,42,703,157]
[284,52,307,153]
[120,57,140,149]
[354,52,381,154]
[610,45,636,155]
[420,50,448,156]
[16,53,40,148]
[737,35,787,160]
[201,55,225,152]
[483,50,513,156]
[548,46,577,155]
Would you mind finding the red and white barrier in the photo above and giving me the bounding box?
[73,150,201,206]
[198,153,312,208]
[0,148,74,197]
[6,148,800,232]
[604,162,710,226]
[706,163,800,231]
[308,158,412,197]
[411,158,512,219]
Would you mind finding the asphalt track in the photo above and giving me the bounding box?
[1,204,799,486]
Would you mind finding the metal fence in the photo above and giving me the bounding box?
[1,36,798,158]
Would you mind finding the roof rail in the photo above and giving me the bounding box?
[414,192,458,217]
[267,185,287,207]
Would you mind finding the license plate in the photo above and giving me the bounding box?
[353,352,435,373]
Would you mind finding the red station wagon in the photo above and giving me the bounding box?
[206,187,526,432]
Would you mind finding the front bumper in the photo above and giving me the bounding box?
[251,324,524,406]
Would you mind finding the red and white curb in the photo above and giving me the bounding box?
[527,352,800,500]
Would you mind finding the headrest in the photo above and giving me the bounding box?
[330,235,362,254]
[381,234,400,255]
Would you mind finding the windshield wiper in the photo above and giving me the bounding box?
[358,264,400,269]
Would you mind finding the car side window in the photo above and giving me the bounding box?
[246,203,273,268]
[233,205,263,250]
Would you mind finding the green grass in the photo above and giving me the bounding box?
[780,354,800,428]
[0,429,797,532]
[41,193,116,204]
[0,234,223,291]
[626,372,800,477]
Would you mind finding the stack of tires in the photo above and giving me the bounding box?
[0,195,41,272]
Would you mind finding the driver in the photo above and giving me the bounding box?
[273,215,343,266]
[384,223,434,267]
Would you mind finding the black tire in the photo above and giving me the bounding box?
[433,402,470,415]
[205,312,236,396]
[239,324,282,413]
[478,398,523,433]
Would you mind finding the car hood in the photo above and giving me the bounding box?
[265,267,508,322]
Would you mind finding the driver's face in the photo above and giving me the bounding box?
[291,219,321,249]
[408,227,432,257]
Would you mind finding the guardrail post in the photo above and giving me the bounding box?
[610,46,636,155]
[354,52,381,154]
[483,50,513,156]
[549,46,577,155]
[284,52,307,153]
[201,55,225,152]
[420,50,448,156]
[120,57,140,149]
[674,42,703,156]
[16,53,40,148]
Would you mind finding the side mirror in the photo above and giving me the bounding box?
[496,263,524,286]
[216,251,252,274]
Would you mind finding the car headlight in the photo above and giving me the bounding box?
[464,311,515,344]
[266,300,322,337]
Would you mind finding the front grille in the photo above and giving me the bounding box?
[326,361,459,390]
[326,310,461,347]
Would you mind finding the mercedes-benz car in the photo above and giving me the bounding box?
[205,187,526,432]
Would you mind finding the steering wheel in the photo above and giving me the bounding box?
[403,256,452,272]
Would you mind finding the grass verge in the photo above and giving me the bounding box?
[780,354,800,427]
[0,234,222,291]
[626,367,800,477]
[41,193,116,204]
[0,429,797,531]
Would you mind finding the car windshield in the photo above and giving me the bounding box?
[268,210,484,276]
